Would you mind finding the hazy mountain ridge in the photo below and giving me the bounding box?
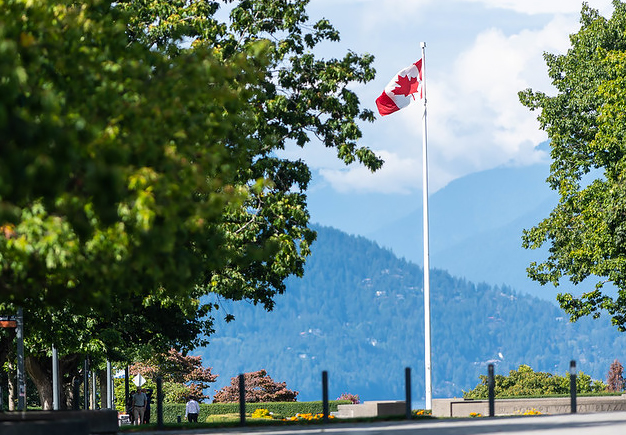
[306,148,561,300]
[201,225,626,404]
[365,162,559,298]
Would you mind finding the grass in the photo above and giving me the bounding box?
[204,412,240,423]
[118,411,433,432]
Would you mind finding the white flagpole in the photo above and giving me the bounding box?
[420,41,433,410]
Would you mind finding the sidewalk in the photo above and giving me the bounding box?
[134,411,626,435]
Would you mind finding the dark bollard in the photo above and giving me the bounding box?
[73,378,81,410]
[322,371,329,423]
[157,376,164,429]
[177,415,181,423]
[405,367,412,419]
[570,360,577,414]
[239,374,246,426]
[488,364,495,417]
[83,358,89,410]
[124,366,129,415]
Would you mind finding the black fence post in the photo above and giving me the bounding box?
[83,357,89,410]
[322,371,329,423]
[488,364,495,417]
[72,378,81,410]
[570,360,577,414]
[157,376,164,429]
[124,366,129,415]
[239,374,246,426]
[405,367,412,419]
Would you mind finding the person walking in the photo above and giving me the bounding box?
[132,387,148,425]
[185,396,200,423]
[143,388,153,424]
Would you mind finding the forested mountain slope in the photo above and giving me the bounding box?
[200,226,626,403]
[364,161,558,299]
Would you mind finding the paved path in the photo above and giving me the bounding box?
[137,411,626,435]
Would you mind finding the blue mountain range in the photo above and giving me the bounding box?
[307,149,567,300]
[198,154,624,406]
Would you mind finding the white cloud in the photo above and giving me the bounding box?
[319,150,421,194]
[300,0,617,195]
[425,14,578,177]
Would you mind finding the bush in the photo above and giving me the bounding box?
[337,393,360,404]
[463,364,607,399]
[607,359,625,392]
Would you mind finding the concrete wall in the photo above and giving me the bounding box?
[0,409,118,434]
[335,401,406,418]
[432,395,626,417]
[0,419,89,435]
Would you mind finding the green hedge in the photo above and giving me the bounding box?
[159,401,350,423]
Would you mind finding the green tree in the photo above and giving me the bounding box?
[0,0,264,310]
[0,0,267,408]
[519,0,626,330]
[463,365,606,399]
[1,0,379,408]
[113,0,381,311]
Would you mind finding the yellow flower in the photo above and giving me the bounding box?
[251,408,272,419]
[520,408,541,415]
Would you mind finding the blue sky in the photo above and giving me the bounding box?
[279,0,614,199]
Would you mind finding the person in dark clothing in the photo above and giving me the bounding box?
[126,395,134,425]
[143,389,153,424]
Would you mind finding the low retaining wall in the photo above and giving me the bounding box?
[432,395,626,417]
[0,419,89,435]
[0,409,118,435]
[334,400,406,418]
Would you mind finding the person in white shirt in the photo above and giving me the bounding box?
[185,397,200,423]
[132,387,148,425]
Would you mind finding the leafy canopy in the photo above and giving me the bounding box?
[519,0,626,330]
[0,0,267,311]
[0,0,380,401]
[114,0,381,313]
[0,0,275,392]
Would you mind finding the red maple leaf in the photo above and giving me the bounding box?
[391,74,419,97]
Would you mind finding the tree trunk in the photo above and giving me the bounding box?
[25,353,81,410]
[99,370,109,409]
[25,356,53,410]
[7,361,15,411]
[0,332,16,411]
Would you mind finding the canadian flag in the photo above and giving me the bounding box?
[375,59,423,116]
